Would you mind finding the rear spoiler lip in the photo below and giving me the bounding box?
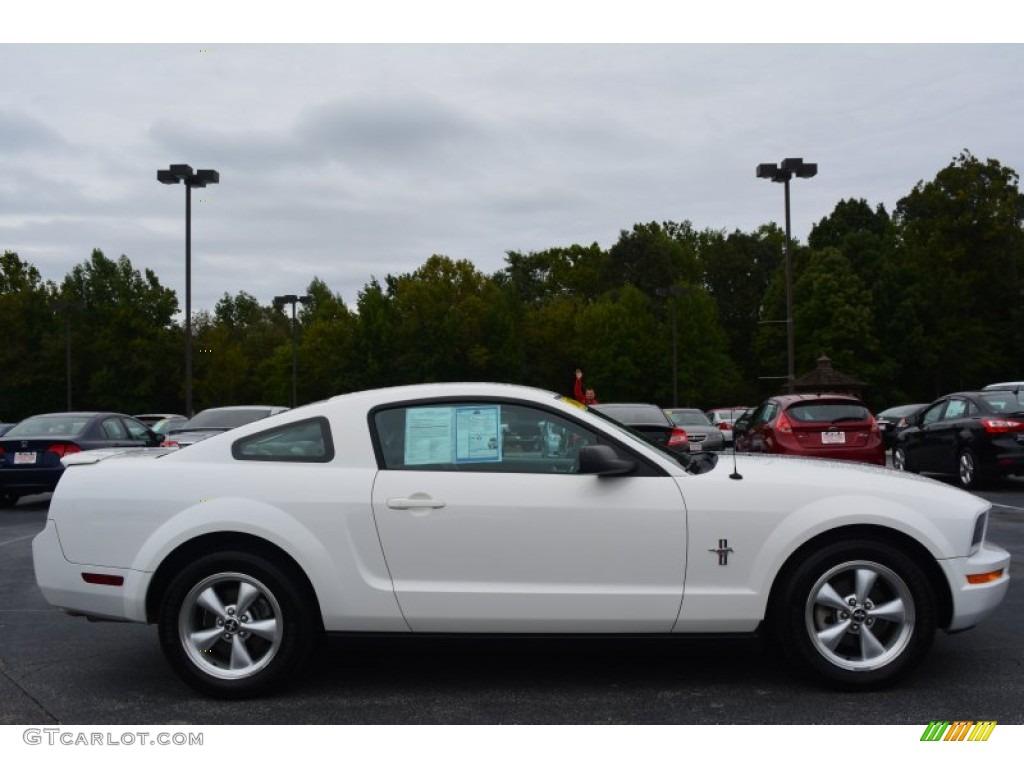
[61,447,178,466]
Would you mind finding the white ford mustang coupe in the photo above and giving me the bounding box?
[33,383,1010,697]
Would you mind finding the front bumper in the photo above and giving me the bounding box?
[940,541,1011,632]
[32,520,149,623]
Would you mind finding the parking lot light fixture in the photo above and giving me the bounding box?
[157,164,220,417]
[655,285,690,408]
[274,294,312,408]
[48,299,85,410]
[756,158,817,393]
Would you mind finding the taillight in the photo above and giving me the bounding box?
[668,427,688,446]
[718,423,729,431]
[776,413,793,433]
[981,417,1024,433]
[161,439,180,448]
[868,414,879,433]
[46,443,82,458]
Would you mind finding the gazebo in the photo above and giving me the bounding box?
[791,354,867,397]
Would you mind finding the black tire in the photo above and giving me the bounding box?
[957,448,986,489]
[158,550,316,698]
[771,539,936,690]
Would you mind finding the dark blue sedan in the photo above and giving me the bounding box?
[0,412,162,507]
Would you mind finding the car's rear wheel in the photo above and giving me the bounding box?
[771,539,936,690]
[158,551,315,698]
[892,446,913,473]
[958,448,985,489]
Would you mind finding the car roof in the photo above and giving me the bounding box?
[194,405,288,412]
[21,411,123,418]
[769,393,865,404]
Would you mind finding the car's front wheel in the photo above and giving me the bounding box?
[771,540,936,690]
[158,551,316,698]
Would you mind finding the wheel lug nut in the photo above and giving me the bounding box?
[223,633,231,640]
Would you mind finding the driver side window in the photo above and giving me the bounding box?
[373,402,600,474]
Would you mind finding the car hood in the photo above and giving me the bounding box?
[705,451,986,510]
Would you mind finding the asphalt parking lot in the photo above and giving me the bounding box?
[2,479,1023,726]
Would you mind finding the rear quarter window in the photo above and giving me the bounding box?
[231,417,334,462]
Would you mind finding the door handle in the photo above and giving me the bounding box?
[387,495,446,510]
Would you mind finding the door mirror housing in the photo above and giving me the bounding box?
[578,445,634,476]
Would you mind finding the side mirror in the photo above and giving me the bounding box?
[147,429,163,447]
[733,418,750,437]
[578,444,634,476]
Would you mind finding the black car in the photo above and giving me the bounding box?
[876,403,927,449]
[0,412,162,507]
[590,403,690,453]
[893,390,1024,488]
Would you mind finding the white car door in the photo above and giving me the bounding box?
[370,400,687,633]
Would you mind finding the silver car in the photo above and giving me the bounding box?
[664,408,726,452]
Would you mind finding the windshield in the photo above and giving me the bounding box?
[979,391,1024,415]
[179,408,273,431]
[667,410,711,426]
[786,402,871,423]
[5,415,89,437]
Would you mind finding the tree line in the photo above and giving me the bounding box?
[2,150,1022,422]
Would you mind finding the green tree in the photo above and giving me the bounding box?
[605,221,700,296]
[294,277,358,401]
[0,251,61,419]
[893,150,1024,395]
[60,249,180,414]
[793,247,880,383]
[696,225,785,401]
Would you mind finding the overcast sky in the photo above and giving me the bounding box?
[3,8,1023,314]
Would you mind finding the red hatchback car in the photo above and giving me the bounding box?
[734,394,885,465]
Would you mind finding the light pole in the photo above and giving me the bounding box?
[655,285,689,408]
[274,294,311,408]
[49,299,84,410]
[157,164,220,417]
[756,158,817,393]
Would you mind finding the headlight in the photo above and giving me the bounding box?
[970,511,988,555]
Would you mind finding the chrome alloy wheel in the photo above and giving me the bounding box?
[178,571,283,680]
[958,450,976,488]
[804,560,915,672]
[892,447,907,472]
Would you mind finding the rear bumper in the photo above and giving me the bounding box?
[32,520,148,623]
[0,466,63,495]
[940,542,1011,632]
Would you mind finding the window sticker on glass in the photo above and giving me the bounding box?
[405,407,455,465]
[455,406,502,463]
